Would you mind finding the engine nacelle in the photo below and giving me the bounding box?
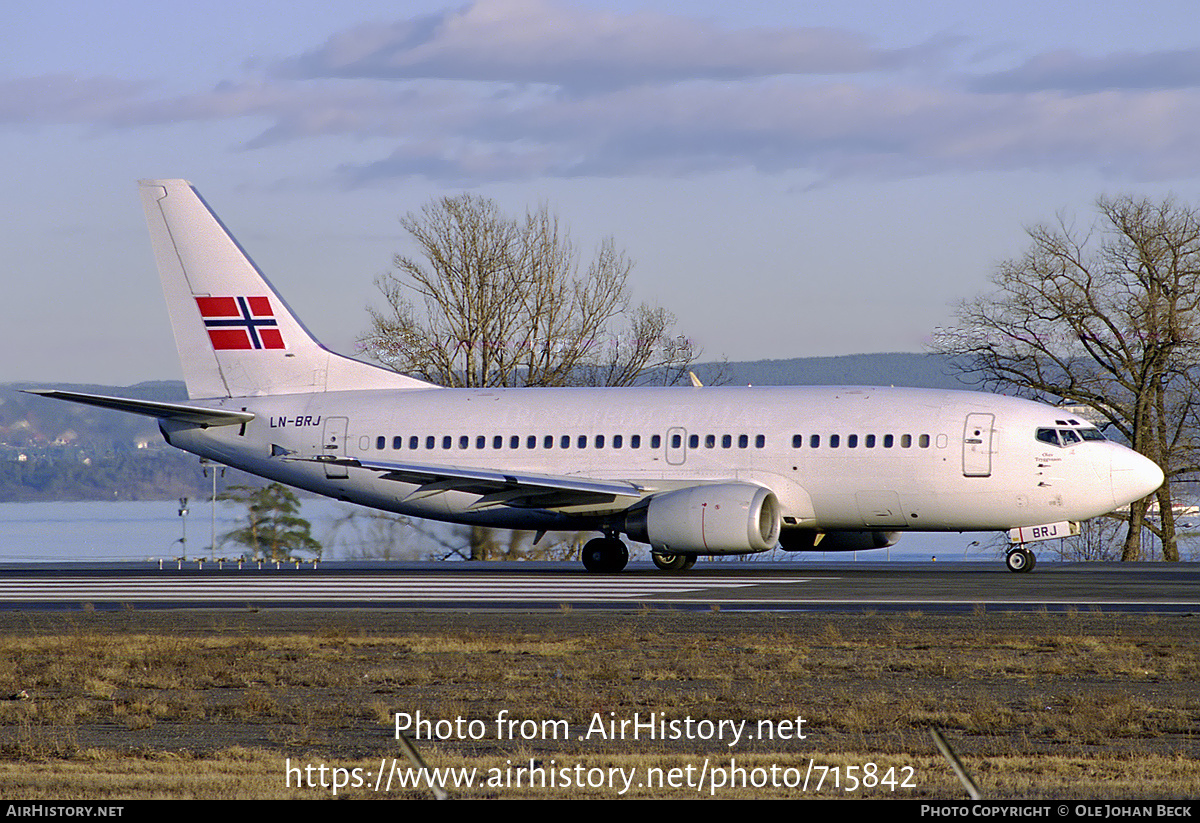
[778,529,901,553]
[624,483,781,555]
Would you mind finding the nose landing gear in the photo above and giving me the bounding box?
[1005,546,1037,573]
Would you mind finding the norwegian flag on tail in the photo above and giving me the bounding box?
[195,296,285,350]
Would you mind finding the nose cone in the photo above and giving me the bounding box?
[1110,448,1164,507]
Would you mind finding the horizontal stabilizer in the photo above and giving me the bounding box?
[25,389,254,428]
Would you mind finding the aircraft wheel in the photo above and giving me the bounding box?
[1005,547,1034,573]
[582,537,629,573]
[652,552,697,572]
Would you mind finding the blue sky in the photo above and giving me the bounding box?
[7,0,1200,385]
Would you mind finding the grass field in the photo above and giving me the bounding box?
[0,608,1196,799]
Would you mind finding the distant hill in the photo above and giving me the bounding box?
[0,381,186,451]
[0,381,232,502]
[693,352,976,390]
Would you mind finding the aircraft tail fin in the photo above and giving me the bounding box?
[138,179,434,399]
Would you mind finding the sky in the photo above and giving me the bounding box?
[7,0,1200,386]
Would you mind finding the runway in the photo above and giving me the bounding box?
[0,560,1196,612]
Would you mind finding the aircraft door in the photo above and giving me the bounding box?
[322,416,349,479]
[666,427,687,465]
[962,413,994,477]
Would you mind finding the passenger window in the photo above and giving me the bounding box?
[792,434,803,448]
[901,434,912,448]
[527,435,536,449]
[476,435,486,449]
[723,434,732,448]
[705,434,716,448]
[561,435,570,448]
[883,434,894,448]
[545,435,554,448]
[376,436,386,450]
[494,435,504,449]
[650,434,661,449]
[688,434,699,448]
[865,434,876,448]
[392,436,402,449]
[755,434,766,448]
[632,435,642,448]
[460,435,470,449]
[409,436,418,450]
[578,435,588,449]
[739,434,749,448]
[442,436,452,449]
[595,434,605,448]
[509,435,519,448]
[671,434,682,448]
[919,434,930,448]
[810,434,820,448]
[848,434,858,448]
[426,436,435,449]
[613,435,623,448]
[830,434,840,448]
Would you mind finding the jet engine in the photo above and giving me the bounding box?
[624,483,781,554]
[778,529,901,553]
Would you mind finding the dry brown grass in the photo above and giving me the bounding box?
[0,609,1195,799]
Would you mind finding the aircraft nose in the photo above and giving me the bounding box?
[1110,448,1164,507]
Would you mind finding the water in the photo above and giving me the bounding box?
[0,499,349,563]
[0,499,1002,564]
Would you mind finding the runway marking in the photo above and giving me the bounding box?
[0,574,816,602]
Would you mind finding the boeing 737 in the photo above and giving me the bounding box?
[29,180,1164,573]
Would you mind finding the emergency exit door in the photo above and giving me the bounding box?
[962,413,994,477]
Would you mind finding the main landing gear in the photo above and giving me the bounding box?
[1005,546,1037,573]
[651,552,697,572]
[581,536,629,573]
[579,534,697,573]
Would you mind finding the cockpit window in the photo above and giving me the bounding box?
[1036,428,1060,447]
[1037,426,1105,447]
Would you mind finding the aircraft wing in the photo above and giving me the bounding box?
[293,455,647,510]
[24,389,254,428]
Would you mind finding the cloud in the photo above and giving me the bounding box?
[0,75,148,123]
[280,0,935,91]
[7,2,1200,187]
[972,48,1200,93]
[333,80,1200,184]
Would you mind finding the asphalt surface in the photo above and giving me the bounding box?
[0,560,1195,613]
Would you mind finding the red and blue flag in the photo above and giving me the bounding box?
[195,296,284,350]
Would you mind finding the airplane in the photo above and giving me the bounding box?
[29,179,1164,574]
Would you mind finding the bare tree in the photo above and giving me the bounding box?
[934,195,1200,561]
[360,194,697,389]
[357,193,702,560]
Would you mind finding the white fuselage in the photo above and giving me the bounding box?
[161,383,1157,545]
[33,180,1168,571]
